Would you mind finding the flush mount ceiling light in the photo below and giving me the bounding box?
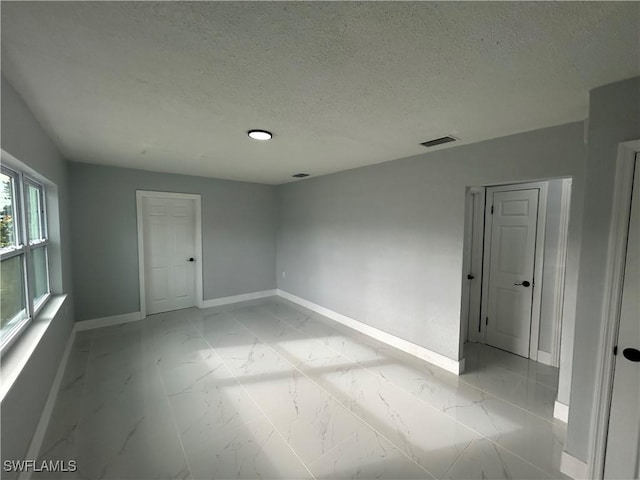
[248,130,272,141]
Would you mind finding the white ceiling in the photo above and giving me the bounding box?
[2,2,639,184]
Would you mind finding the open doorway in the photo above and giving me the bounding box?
[461,177,573,367]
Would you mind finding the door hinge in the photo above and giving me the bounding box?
[613,345,618,356]
[491,205,494,214]
[485,317,489,326]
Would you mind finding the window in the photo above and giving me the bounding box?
[0,166,50,352]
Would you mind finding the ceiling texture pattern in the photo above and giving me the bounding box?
[2,2,639,184]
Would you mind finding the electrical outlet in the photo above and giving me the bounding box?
[282,271,286,279]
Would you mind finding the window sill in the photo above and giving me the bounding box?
[0,294,68,402]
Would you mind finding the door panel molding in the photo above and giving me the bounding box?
[479,181,548,360]
[136,190,203,317]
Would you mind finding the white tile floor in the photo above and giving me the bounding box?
[35,297,568,479]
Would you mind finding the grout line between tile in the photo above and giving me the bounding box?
[463,343,559,390]
[34,330,92,468]
[262,299,566,478]
[229,305,437,479]
[440,433,481,478]
[196,319,317,480]
[153,333,195,480]
[279,298,562,426]
[76,301,560,479]
[66,329,94,470]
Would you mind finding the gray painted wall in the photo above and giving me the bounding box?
[69,162,278,322]
[566,76,640,461]
[277,122,586,361]
[1,75,74,477]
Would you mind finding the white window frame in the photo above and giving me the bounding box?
[0,165,51,355]
[24,176,51,313]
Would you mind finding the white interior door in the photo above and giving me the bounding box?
[143,196,196,315]
[604,157,640,480]
[485,188,539,357]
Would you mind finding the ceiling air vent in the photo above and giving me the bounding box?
[292,173,310,178]
[420,136,457,148]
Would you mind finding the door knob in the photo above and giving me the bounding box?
[514,281,531,287]
[623,348,640,362]
[467,274,475,280]
[188,257,195,262]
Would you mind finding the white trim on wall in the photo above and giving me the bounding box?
[462,187,485,347]
[588,140,639,479]
[536,350,553,366]
[277,289,464,375]
[19,328,77,480]
[551,178,572,368]
[202,290,277,308]
[75,311,144,331]
[136,190,204,318]
[561,451,589,480]
[21,308,143,479]
[460,189,474,349]
[554,400,569,423]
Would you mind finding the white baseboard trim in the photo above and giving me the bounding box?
[202,289,277,308]
[554,400,570,423]
[277,289,463,375]
[560,451,589,480]
[75,311,144,331]
[536,350,553,366]
[75,291,279,331]
[19,328,77,480]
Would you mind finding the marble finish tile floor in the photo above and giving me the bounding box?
[35,298,569,479]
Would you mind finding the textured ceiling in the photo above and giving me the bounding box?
[2,2,639,184]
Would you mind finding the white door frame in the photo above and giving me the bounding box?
[589,139,640,479]
[136,190,204,317]
[550,178,573,367]
[479,181,548,360]
[461,186,486,348]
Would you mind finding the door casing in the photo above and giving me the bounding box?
[603,152,639,479]
[136,190,204,317]
[461,187,485,354]
[589,140,640,479]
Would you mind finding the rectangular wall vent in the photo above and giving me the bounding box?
[420,136,457,148]
[292,173,310,178]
